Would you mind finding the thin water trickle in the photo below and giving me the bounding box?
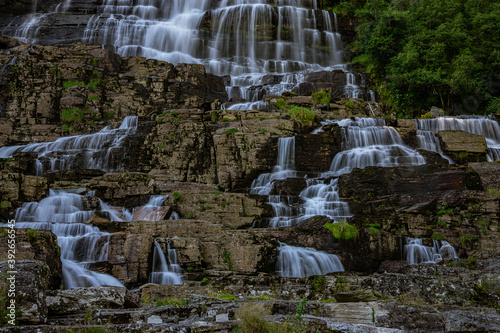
[404,238,458,265]
[149,240,183,285]
[276,243,344,277]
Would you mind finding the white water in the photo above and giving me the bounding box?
[415,116,500,161]
[149,240,183,285]
[276,243,344,277]
[79,0,367,108]
[404,238,458,265]
[261,118,424,228]
[13,190,124,289]
[0,116,138,174]
[251,137,297,195]
[99,194,172,222]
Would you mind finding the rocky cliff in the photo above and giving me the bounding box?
[0,37,499,332]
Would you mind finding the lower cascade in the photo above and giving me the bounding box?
[276,243,344,278]
[0,116,138,174]
[404,238,458,265]
[13,190,123,289]
[149,240,183,285]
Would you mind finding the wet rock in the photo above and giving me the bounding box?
[0,228,62,289]
[46,286,127,315]
[334,290,378,303]
[377,261,410,274]
[468,162,500,191]
[21,175,49,202]
[0,260,51,325]
[443,310,500,332]
[438,130,488,163]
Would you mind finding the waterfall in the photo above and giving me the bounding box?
[404,238,458,265]
[328,122,425,176]
[276,243,344,278]
[149,240,183,285]
[13,190,123,289]
[98,194,170,222]
[0,116,138,174]
[78,0,366,109]
[250,137,297,195]
[415,116,500,161]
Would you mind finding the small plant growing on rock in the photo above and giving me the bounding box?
[26,228,39,245]
[312,89,330,105]
[172,192,184,204]
[273,99,287,109]
[286,106,316,126]
[222,128,238,135]
[324,222,358,241]
[61,108,84,123]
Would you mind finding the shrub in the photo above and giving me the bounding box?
[273,99,287,109]
[222,128,238,135]
[61,108,84,123]
[286,106,316,126]
[312,89,331,105]
[172,192,184,204]
[63,81,85,89]
[324,222,358,241]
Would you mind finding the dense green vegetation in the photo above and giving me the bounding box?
[331,0,500,117]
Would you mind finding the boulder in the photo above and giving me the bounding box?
[0,228,62,289]
[0,260,51,324]
[443,310,500,332]
[46,286,127,315]
[438,130,487,153]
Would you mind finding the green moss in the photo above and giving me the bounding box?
[273,99,287,109]
[88,95,100,100]
[61,108,84,123]
[286,106,316,126]
[103,110,115,119]
[222,128,238,135]
[432,233,445,240]
[217,294,237,301]
[369,226,380,237]
[312,89,331,105]
[200,278,209,286]
[345,101,355,109]
[63,81,85,89]
[325,222,358,241]
[222,250,232,270]
[172,192,184,204]
[156,298,189,307]
[26,228,39,245]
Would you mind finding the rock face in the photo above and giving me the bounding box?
[0,260,51,325]
[0,228,62,289]
[438,130,488,163]
[0,35,227,147]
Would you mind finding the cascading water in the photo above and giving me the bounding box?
[276,243,344,277]
[415,116,500,162]
[250,137,297,195]
[149,240,183,285]
[404,238,458,265]
[13,190,123,289]
[80,0,366,109]
[0,116,138,174]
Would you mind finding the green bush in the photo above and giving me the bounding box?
[273,99,287,109]
[312,89,331,105]
[63,81,85,89]
[286,106,316,126]
[172,192,184,204]
[324,222,358,241]
[222,128,238,135]
[61,108,84,123]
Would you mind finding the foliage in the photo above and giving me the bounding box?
[312,89,331,105]
[26,228,39,244]
[156,298,189,307]
[325,222,358,240]
[61,108,84,123]
[350,0,500,115]
[222,128,238,135]
[63,81,85,89]
[286,106,316,126]
[273,99,287,109]
[172,192,184,204]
